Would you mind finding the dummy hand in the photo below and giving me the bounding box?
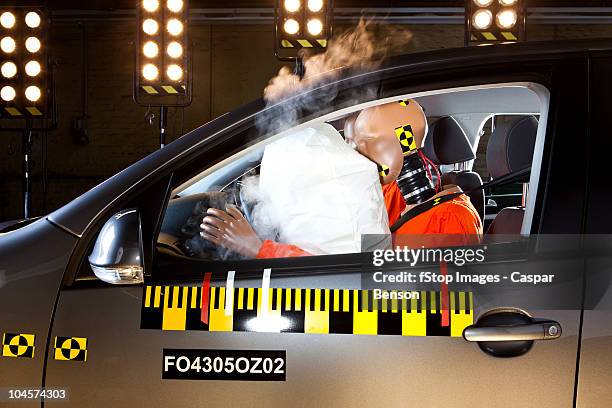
[200,205,263,258]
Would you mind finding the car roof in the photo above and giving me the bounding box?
[48,37,612,237]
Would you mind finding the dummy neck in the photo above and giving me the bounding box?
[395,150,436,206]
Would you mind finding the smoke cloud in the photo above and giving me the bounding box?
[244,19,413,252]
[255,18,413,135]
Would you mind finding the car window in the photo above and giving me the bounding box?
[155,83,550,271]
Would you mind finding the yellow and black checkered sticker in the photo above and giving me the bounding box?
[398,99,411,107]
[141,286,473,337]
[1,333,35,358]
[395,124,417,155]
[54,336,87,362]
[378,164,390,177]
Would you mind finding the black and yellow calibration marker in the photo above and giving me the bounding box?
[398,99,411,107]
[378,164,390,177]
[141,286,473,338]
[54,336,88,362]
[394,124,417,155]
[1,333,35,358]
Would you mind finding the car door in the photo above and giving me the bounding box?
[43,52,590,407]
[575,51,612,406]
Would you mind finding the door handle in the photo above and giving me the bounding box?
[463,308,562,357]
[463,321,561,342]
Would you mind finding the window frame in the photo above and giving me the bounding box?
[153,82,551,281]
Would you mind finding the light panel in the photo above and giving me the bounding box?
[466,0,524,45]
[276,0,332,55]
[135,0,191,105]
[0,7,49,118]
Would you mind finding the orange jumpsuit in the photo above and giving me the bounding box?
[256,181,482,258]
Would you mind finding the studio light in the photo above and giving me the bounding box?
[283,19,299,35]
[0,7,50,114]
[466,0,524,45]
[167,0,184,13]
[307,18,323,35]
[166,19,183,36]
[24,11,41,28]
[135,0,192,147]
[308,0,323,12]
[1,61,16,78]
[142,18,159,35]
[166,63,182,81]
[25,60,40,77]
[143,40,159,58]
[25,36,41,53]
[142,63,159,81]
[143,0,159,12]
[275,0,332,57]
[284,0,300,13]
[472,9,493,30]
[0,7,53,222]
[1,36,16,53]
[496,9,517,29]
[0,12,15,29]
[166,41,182,58]
[1,85,15,101]
[25,85,41,102]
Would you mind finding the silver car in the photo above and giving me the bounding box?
[1,38,612,407]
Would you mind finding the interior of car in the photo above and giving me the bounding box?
[157,83,549,261]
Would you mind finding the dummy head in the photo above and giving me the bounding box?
[344,99,428,184]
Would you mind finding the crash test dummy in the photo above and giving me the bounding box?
[200,99,482,258]
[345,100,482,238]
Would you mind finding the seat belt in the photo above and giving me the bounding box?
[389,167,530,233]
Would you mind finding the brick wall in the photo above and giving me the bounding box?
[1,20,611,221]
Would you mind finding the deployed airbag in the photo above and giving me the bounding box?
[258,122,390,255]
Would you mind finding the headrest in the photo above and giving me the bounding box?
[486,116,538,179]
[423,116,475,165]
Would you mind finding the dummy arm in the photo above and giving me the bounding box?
[200,206,263,258]
[200,206,312,259]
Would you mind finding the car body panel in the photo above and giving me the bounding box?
[0,219,77,402]
[43,270,583,407]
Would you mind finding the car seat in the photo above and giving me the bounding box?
[423,116,485,221]
[485,115,538,234]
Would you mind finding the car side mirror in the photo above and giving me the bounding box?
[88,208,144,285]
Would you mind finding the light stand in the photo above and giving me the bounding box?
[22,121,33,218]
[159,105,167,148]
